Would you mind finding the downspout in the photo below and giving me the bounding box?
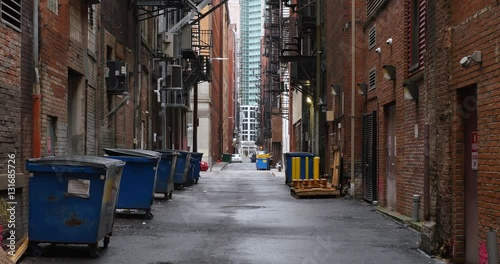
[314,0,321,156]
[32,0,41,158]
[134,7,142,149]
[350,0,356,197]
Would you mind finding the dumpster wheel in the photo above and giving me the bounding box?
[103,235,111,248]
[168,191,173,199]
[89,243,100,258]
[145,210,154,220]
[29,242,43,257]
[195,179,199,184]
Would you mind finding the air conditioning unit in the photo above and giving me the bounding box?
[160,32,181,58]
[105,61,128,94]
[164,64,183,89]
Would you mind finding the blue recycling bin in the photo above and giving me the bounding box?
[155,150,179,199]
[26,156,125,258]
[103,148,161,219]
[189,152,203,184]
[284,152,315,185]
[256,158,270,170]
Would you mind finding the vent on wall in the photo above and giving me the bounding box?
[368,26,376,49]
[369,68,376,90]
[1,0,21,31]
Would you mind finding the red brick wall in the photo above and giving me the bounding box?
[449,2,500,262]
[323,0,366,190]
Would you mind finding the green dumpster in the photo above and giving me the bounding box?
[222,153,232,162]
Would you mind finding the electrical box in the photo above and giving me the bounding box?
[105,61,128,94]
[160,32,181,58]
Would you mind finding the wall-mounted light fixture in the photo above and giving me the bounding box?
[306,96,313,104]
[331,84,341,96]
[403,81,419,101]
[357,83,368,95]
[386,38,393,45]
[382,65,396,80]
[460,51,482,68]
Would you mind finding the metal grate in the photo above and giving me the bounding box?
[368,26,376,49]
[369,68,376,90]
[362,111,377,202]
[1,0,21,30]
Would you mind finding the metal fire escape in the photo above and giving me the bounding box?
[135,0,218,108]
[279,0,316,98]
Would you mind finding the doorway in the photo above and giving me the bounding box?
[386,105,397,210]
[460,86,478,264]
[67,69,84,155]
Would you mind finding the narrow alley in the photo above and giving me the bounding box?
[23,160,439,264]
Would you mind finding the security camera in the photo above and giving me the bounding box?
[375,47,381,54]
[386,38,393,45]
[460,56,473,68]
[460,51,482,68]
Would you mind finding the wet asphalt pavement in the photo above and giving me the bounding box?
[22,160,441,264]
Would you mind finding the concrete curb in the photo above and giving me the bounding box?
[375,206,423,232]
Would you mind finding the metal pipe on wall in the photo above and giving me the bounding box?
[350,0,356,197]
[315,0,321,156]
[32,0,41,158]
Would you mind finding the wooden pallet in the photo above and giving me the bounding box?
[291,187,341,199]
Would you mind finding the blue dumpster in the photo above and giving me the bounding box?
[155,150,179,199]
[189,152,203,184]
[172,150,191,189]
[26,156,125,258]
[103,148,161,219]
[284,152,315,185]
[256,158,270,170]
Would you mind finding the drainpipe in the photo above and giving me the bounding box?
[350,0,356,197]
[32,0,41,158]
[134,7,142,149]
[314,0,321,156]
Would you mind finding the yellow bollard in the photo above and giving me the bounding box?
[292,157,297,180]
[314,157,320,180]
[305,157,309,180]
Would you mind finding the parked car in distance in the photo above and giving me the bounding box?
[231,154,243,163]
[250,153,256,163]
[200,160,209,171]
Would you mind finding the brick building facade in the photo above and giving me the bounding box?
[320,0,500,262]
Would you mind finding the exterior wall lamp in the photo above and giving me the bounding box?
[357,83,368,95]
[382,65,397,80]
[331,84,341,96]
[403,80,419,101]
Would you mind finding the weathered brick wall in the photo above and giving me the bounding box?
[449,2,500,262]
[426,0,454,259]
[39,0,70,156]
[18,0,35,242]
[323,0,366,191]
[0,10,24,250]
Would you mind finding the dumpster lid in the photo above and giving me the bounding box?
[156,149,189,155]
[27,156,125,168]
[284,152,315,157]
[103,148,161,158]
[154,149,180,158]
[190,152,203,156]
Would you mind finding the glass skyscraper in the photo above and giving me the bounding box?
[239,0,262,144]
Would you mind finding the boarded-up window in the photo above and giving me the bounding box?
[88,5,97,52]
[408,0,426,72]
[70,0,83,42]
[1,0,21,31]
